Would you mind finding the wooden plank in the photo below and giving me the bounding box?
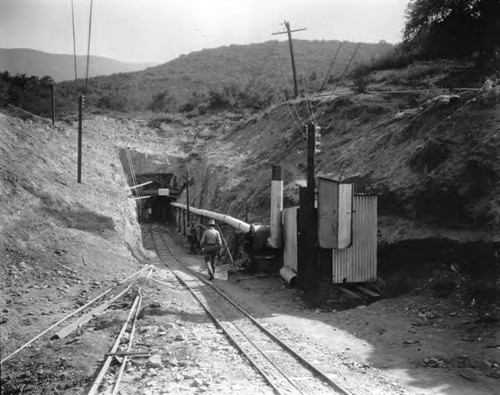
[216,224,236,268]
[282,207,298,272]
[337,184,353,249]
[356,285,380,298]
[269,165,283,248]
[0,288,112,364]
[318,177,339,248]
[128,181,152,190]
[105,351,150,356]
[338,286,362,299]
[54,261,78,275]
[53,284,132,339]
[118,266,152,285]
[235,274,270,282]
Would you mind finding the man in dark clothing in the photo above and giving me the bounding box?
[187,222,200,254]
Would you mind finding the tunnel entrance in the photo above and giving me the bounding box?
[143,196,176,222]
[134,173,182,223]
[119,148,183,224]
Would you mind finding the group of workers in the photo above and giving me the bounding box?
[188,219,222,280]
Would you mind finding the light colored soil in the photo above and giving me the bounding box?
[169,230,500,395]
[1,106,498,395]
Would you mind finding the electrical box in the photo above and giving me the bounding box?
[158,188,170,196]
[317,177,353,249]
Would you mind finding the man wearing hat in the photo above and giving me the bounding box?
[200,219,222,280]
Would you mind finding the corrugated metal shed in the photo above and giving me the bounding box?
[332,194,377,283]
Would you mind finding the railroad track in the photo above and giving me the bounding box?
[149,224,355,395]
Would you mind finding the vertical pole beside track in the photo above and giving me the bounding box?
[186,171,191,225]
[298,123,320,298]
[77,95,84,183]
[307,123,316,197]
[51,84,55,126]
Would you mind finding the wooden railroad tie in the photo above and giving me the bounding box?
[356,285,380,298]
[337,286,362,299]
[105,351,150,357]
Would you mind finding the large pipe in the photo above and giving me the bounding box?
[280,267,297,287]
[171,202,251,233]
[269,165,283,248]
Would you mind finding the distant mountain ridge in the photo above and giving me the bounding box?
[0,48,157,82]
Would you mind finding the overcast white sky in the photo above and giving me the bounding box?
[0,0,410,64]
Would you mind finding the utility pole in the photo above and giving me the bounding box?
[51,85,55,126]
[306,123,316,197]
[77,95,84,183]
[186,171,190,225]
[297,123,322,297]
[272,20,306,98]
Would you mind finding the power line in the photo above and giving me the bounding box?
[71,0,78,87]
[319,42,343,92]
[85,0,94,92]
[332,42,361,93]
[285,104,306,138]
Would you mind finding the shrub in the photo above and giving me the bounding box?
[351,64,371,93]
[179,102,195,113]
[370,44,413,71]
[150,91,177,113]
[197,102,209,115]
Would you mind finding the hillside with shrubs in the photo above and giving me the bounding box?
[51,40,393,115]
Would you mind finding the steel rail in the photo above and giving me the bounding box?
[150,226,284,395]
[152,229,318,394]
[111,293,143,395]
[1,267,150,363]
[150,225,354,395]
[153,228,296,392]
[87,294,141,395]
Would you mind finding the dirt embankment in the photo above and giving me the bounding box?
[0,87,498,394]
[180,90,500,293]
[0,112,167,393]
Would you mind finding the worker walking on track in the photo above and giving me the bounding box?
[200,219,222,280]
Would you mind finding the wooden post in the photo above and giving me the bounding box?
[51,84,55,126]
[186,171,190,225]
[298,123,324,302]
[298,187,316,292]
[307,123,316,197]
[317,247,333,289]
[77,95,84,183]
[216,224,236,267]
[183,209,186,236]
[271,21,306,99]
[285,21,299,98]
[177,208,181,232]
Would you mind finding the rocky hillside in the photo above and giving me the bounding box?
[176,87,500,290]
[1,81,499,393]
